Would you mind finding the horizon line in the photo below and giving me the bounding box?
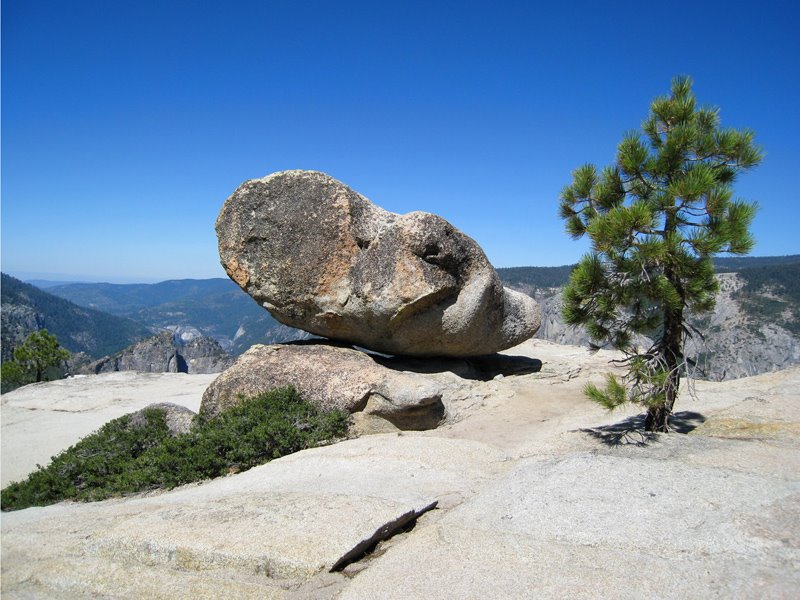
[5,253,800,286]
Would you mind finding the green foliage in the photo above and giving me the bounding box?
[1,329,70,392]
[0,408,171,508]
[1,387,350,511]
[584,374,627,410]
[1,361,29,391]
[559,76,762,431]
[12,330,70,382]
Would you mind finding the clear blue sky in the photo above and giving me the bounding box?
[2,0,798,283]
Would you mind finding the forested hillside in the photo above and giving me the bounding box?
[46,279,237,313]
[732,262,800,336]
[496,255,800,290]
[43,278,307,355]
[1,274,153,361]
[713,254,800,271]
[496,265,574,289]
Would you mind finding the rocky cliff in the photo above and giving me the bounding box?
[85,331,233,375]
[504,269,800,381]
[685,272,800,380]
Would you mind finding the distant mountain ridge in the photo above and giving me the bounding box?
[495,254,800,289]
[20,254,799,380]
[45,279,237,312]
[42,278,309,356]
[1,274,153,362]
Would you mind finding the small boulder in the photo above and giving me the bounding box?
[200,342,449,430]
[215,170,540,357]
[129,402,196,436]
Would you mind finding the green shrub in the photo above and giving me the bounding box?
[1,386,349,511]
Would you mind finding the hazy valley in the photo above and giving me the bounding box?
[3,254,798,382]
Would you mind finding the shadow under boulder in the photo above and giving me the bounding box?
[372,351,542,380]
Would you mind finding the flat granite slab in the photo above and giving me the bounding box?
[2,343,798,599]
[340,439,800,599]
[340,366,800,600]
[1,434,508,599]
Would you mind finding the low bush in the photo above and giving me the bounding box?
[1,386,349,511]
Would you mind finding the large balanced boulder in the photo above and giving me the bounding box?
[215,170,540,357]
[200,342,455,430]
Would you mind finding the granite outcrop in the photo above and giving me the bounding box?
[84,331,233,375]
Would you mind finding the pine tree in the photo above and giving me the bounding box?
[559,76,762,432]
[7,329,70,384]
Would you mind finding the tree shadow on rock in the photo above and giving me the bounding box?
[669,411,707,433]
[580,411,707,447]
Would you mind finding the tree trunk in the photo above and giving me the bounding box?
[645,404,670,432]
[646,283,684,433]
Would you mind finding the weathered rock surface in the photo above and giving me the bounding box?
[531,285,591,346]
[3,343,798,599]
[1,435,506,599]
[215,170,540,357]
[340,436,800,599]
[86,331,178,373]
[179,335,236,374]
[85,331,233,375]
[684,272,800,380]
[200,342,473,430]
